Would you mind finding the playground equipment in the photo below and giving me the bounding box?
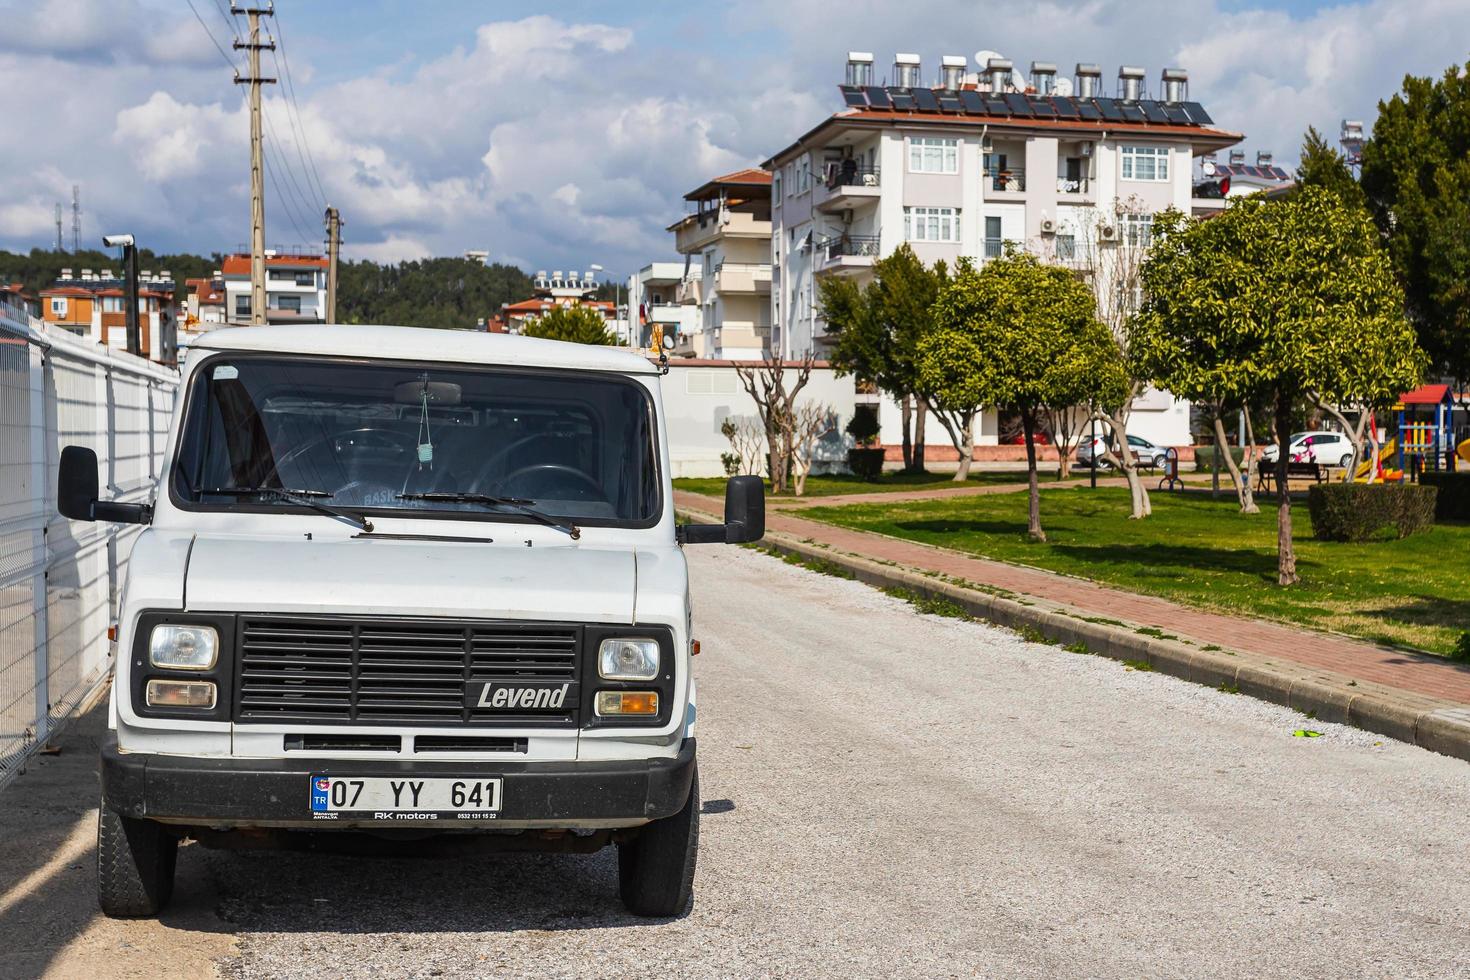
[1395,384,1455,477]
[1354,437,1397,482]
[1458,437,1470,466]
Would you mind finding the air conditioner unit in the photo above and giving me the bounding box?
[1098,224,1118,241]
[1039,218,1057,235]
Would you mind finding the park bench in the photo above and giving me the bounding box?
[1257,461,1327,492]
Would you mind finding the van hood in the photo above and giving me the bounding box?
[184,534,636,623]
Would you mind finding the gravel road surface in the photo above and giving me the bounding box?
[6,546,1469,978]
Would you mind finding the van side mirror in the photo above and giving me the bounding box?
[677,475,765,545]
[58,445,151,524]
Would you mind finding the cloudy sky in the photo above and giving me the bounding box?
[0,0,1465,276]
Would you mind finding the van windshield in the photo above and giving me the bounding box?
[171,355,661,526]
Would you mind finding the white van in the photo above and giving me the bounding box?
[58,325,764,919]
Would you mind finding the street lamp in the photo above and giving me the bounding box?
[102,233,141,356]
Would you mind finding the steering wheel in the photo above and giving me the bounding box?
[272,427,417,485]
[496,463,605,500]
[469,433,553,490]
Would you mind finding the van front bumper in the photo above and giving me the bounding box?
[101,735,696,830]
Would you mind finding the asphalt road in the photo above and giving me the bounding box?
[4,546,1469,978]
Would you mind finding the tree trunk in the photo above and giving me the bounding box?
[900,395,914,472]
[1022,409,1045,542]
[913,400,928,472]
[1274,390,1298,586]
[954,413,974,481]
[1106,410,1151,519]
[1213,414,1257,514]
[767,422,785,493]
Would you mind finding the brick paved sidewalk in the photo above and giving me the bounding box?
[675,489,1470,706]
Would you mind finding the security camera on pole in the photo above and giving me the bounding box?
[102,234,139,356]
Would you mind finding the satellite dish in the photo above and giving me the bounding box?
[1202,160,1217,176]
[974,49,1004,69]
[1053,77,1074,97]
[1011,69,1028,93]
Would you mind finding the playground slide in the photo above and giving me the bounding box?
[1355,438,1397,481]
[1459,438,1470,465]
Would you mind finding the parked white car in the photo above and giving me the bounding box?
[1260,431,1356,467]
[60,325,764,919]
[1076,433,1170,470]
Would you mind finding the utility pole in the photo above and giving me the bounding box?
[54,204,63,252]
[71,185,81,253]
[232,4,275,326]
[324,205,341,323]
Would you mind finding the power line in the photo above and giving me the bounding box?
[262,107,320,229]
[263,150,311,242]
[209,0,237,41]
[185,0,239,70]
[267,49,324,212]
[271,12,328,206]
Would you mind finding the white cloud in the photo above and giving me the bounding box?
[1,2,1467,275]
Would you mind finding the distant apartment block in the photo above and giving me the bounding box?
[221,250,329,325]
[628,262,703,355]
[39,267,178,363]
[183,275,227,328]
[765,53,1243,360]
[500,270,615,335]
[667,169,773,359]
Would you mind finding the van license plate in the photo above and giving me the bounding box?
[309,776,501,818]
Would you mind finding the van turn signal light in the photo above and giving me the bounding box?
[145,679,217,709]
[595,691,658,717]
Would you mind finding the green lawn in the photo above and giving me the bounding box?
[673,469,1056,499]
[799,487,1470,656]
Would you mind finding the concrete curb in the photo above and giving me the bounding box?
[685,509,1470,764]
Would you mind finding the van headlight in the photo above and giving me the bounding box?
[598,638,660,680]
[149,624,219,670]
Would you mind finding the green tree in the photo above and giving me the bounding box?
[820,244,947,473]
[1360,61,1470,382]
[1133,188,1424,585]
[1294,127,1367,209]
[523,304,615,345]
[923,251,1122,539]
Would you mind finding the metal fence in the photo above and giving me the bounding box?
[0,302,177,790]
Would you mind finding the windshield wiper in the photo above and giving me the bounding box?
[397,491,580,540]
[207,486,374,532]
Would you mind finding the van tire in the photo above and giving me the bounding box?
[98,796,177,918]
[617,767,698,917]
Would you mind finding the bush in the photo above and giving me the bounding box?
[845,406,881,446]
[1306,483,1438,542]
[1193,444,1246,472]
[846,448,886,481]
[1419,471,1470,522]
[1452,632,1470,663]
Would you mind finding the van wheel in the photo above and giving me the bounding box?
[98,796,177,918]
[617,768,698,917]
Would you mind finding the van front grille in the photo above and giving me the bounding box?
[235,616,581,727]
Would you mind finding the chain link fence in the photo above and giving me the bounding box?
[1,299,177,790]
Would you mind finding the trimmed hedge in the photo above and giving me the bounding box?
[1419,471,1470,522]
[1306,483,1438,542]
[846,448,886,481]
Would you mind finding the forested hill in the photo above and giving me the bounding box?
[0,249,605,329]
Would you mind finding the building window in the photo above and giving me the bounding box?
[235,296,251,316]
[983,215,1003,257]
[50,297,67,317]
[1121,145,1170,182]
[905,206,959,242]
[1123,213,1154,247]
[1056,234,1077,260]
[772,170,782,200]
[909,137,959,174]
[101,296,123,313]
[276,295,302,313]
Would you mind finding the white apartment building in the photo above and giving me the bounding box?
[667,169,773,359]
[627,262,704,353]
[764,52,1244,449]
[221,250,329,325]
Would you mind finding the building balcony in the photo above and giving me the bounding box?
[815,234,880,275]
[674,278,703,305]
[714,262,772,294]
[673,209,771,254]
[815,165,882,213]
[1056,176,1093,200]
[985,168,1026,197]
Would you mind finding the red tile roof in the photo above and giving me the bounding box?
[220,253,328,275]
[185,277,225,303]
[1400,383,1452,406]
[711,167,772,186]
